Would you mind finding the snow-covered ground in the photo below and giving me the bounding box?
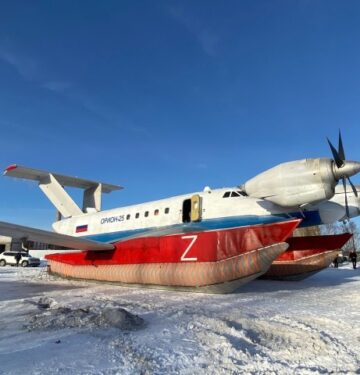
[1,264,360,375]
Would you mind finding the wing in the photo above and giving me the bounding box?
[0,221,114,251]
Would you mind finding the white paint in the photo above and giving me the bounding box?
[180,235,198,261]
[53,187,275,238]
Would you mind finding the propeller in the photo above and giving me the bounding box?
[327,131,359,219]
[342,177,350,219]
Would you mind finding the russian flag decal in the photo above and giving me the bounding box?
[76,224,88,233]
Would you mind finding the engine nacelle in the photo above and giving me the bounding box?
[241,158,337,207]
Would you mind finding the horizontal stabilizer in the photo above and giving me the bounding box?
[0,221,115,251]
[4,164,123,217]
[4,164,123,193]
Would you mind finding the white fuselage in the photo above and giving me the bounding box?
[53,187,291,243]
[52,185,360,244]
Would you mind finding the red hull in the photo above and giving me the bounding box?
[46,219,300,292]
[263,233,352,280]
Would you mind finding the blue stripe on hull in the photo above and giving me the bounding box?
[82,214,290,244]
[81,211,321,244]
[286,210,322,227]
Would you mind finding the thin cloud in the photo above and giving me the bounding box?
[0,46,38,80]
[168,6,220,57]
[0,41,151,138]
[197,30,220,57]
[0,40,70,93]
[196,162,208,169]
[42,81,72,93]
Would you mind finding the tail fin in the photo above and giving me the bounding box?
[4,164,122,218]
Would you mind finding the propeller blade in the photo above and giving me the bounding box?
[338,130,346,161]
[327,138,344,168]
[343,177,350,219]
[347,177,358,197]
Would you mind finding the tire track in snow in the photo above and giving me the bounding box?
[181,311,360,374]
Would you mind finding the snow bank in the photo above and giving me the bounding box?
[1,264,360,374]
[26,298,144,331]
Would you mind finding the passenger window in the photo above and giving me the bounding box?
[223,192,230,198]
[145,211,149,217]
[126,214,130,220]
[165,207,170,214]
[154,209,159,216]
[135,213,140,219]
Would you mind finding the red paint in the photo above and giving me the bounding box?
[5,164,17,172]
[275,233,352,262]
[46,219,300,266]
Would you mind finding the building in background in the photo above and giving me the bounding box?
[0,236,72,259]
[0,236,12,253]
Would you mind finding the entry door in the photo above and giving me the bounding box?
[190,194,202,222]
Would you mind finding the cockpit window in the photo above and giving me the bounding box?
[223,191,246,198]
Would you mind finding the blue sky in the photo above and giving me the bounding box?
[1,1,360,229]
